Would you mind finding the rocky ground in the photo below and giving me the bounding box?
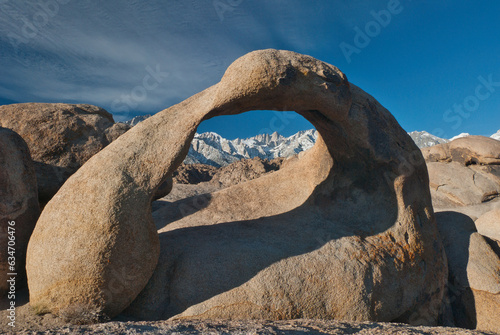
[4,290,494,334]
[5,321,497,335]
[2,301,497,335]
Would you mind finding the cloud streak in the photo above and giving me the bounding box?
[3,1,312,117]
[1,1,498,138]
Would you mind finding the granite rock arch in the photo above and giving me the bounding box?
[27,49,446,324]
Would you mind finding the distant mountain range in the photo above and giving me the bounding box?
[407,131,449,148]
[408,130,500,148]
[184,130,318,167]
[123,115,499,167]
[123,114,152,127]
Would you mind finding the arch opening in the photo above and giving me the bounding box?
[152,109,319,223]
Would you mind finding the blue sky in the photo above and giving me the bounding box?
[1,1,499,139]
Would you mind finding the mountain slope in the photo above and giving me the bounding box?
[184,130,318,167]
[407,131,449,148]
[123,114,152,127]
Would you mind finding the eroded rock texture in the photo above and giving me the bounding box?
[0,103,131,203]
[0,127,40,296]
[423,136,500,215]
[436,211,500,333]
[26,50,446,324]
[475,209,500,243]
[425,137,500,333]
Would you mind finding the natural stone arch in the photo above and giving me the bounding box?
[26,49,446,324]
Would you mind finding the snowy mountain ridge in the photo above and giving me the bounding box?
[122,116,499,167]
[407,131,449,148]
[190,129,499,167]
[184,129,318,167]
[408,130,500,149]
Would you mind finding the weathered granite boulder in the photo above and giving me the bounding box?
[423,136,500,166]
[423,137,500,213]
[436,211,500,333]
[26,49,446,324]
[0,103,130,203]
[209,157,283,188]
[427,162,500,207]
[105,122,132,143]
[475,209,500,243]
[0,127,40,296]
[170,157,283,190]
[172,163,218,184]
[424,134,500,332]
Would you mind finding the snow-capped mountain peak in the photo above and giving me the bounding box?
[123,114,152,127]
[408,131,448,148]
[185,129,318,167]
[197,131,222,139]
[491,130,500,141]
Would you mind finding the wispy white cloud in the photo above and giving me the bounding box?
[0,1,260,115]
[0,0,413,119]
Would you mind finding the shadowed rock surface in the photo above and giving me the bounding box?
[0,288,494,335]
[157,157,286,214]
[0,103,131,203]
[172,163,218,184]
[0,289,495,334]
[209,156,284,187]
[0,127,40,296]
[425,137,500,333]
[169,157,283,194]
[167,157,500,332]
[436,211,500,333]
[26,49,446,324]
